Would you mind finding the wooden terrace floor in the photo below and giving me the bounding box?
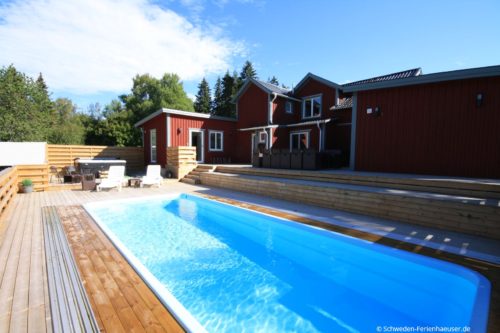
[0,182,194,333]
[0,182,498,332]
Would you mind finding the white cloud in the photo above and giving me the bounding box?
[0,0,245,94]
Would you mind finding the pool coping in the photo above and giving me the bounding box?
[84,193,208,333]
[83,192,497,332]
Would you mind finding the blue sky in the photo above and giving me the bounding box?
[1,0,499,111]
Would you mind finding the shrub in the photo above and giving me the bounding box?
[21,178,33,187]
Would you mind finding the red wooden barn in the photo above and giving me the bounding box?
[135,65,500,179]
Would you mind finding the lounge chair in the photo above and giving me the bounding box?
[96,165,125,192]
[140,165,162,188]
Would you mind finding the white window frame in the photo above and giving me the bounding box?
[285,101,293,114]
[302,95,322,119]
[289,130,310,152]
[208,130,224,152]
[150,129,157,163]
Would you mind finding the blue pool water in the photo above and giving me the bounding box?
[85,194,490,333]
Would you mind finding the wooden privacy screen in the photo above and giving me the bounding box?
[47,145,145,173]
[166,146,197,179]
[17,164,49,192]
[0,167,18,218]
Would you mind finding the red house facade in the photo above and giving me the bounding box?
[135,65,500,178]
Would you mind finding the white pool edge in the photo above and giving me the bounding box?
[83,192,491,332]
[84,193,208,333]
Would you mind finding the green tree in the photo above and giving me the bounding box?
[268,76,279,86]
[216,71,237,118]
[49,98,85,144]
[96,100,135,146]
[120,73,193,144]
[194,78,212,114]
[239,60,257,83]
[212,77,223,115]
[0,65,53,141]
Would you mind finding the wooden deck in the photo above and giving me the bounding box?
[0,182,498,332]
[0,182,191,333]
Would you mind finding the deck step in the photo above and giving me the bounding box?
[42,206,100,333]
[200,172,500,240]
[180,177,200,185]
[215,166,500,199]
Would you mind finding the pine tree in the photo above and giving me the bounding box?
[268,76,279,86]
[239,60,257,83]
[212,77,223,115]
[194,78,212,113]
[219,71,237,118]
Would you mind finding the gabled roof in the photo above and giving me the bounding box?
[134,108,237,127]
[342,68,422,87]
[343,65,500,92]
[293,73,342,92]
[232,78,298,103]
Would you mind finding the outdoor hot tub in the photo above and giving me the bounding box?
[74,157,126,176]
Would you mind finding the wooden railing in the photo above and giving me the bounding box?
[0,167,18,218]
[47,144,144,173]
[17,164,49,192]
[166,146,197,179]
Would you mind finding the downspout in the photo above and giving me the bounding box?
[316,121,322,152]
[269,93,278,125]
[269,93,278,149]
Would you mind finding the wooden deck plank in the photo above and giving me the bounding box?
[9,190,35,332]
[0,192,31,332]
[58,205,184,333]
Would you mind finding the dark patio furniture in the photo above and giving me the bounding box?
[290,150,303,169]
[262,150,271,168]
[49,165,63,183]
[63,166,82,183]
[270,149,281,168]
[279,150,291,169]
[81,174,96,191]
[252,151,261,167]
[302,149,324,170]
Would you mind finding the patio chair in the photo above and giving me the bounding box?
[96,165,125,192]
[140,165,162,188]
[49,165,63,183]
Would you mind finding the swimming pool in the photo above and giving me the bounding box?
[84,193,490,333]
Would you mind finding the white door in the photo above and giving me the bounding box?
[189,129,204,163]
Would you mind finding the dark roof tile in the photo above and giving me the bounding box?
[342,68,422,87]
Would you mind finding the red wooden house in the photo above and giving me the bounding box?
[135,64,500,178]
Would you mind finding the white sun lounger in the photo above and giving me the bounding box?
[96,165,125,192]
[140,165,162,188]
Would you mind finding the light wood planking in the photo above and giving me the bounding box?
[0,181,498,332]
[57,205,184,333]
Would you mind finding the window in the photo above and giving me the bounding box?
[285,101,293,114]
[302,95,322,119]
[209,131,223,151]
[290,131,309,151]
[150,129,157,163]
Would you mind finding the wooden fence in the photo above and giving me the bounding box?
[17,164,49,192]
[0,167,18,219]
[166,146,197,179]
[47,144,144,173]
